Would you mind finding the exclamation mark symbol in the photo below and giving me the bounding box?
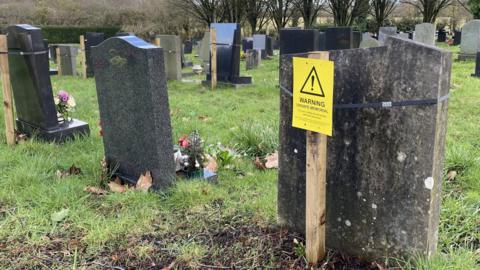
[311,75,314,92]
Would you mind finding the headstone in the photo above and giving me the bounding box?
[273,38,280,50]
[49,44,58,62]
[473,52,480,77]
[459,20,480,60]
[199,31,210,70]
[266,36,274,56]
[115,32,134,37]
[183,40,193,54]
[437,29,447,42]
[378,26,397,44]
[57,45,78,76]
[414,23,436,46]
[397,32,409,39]
[245,49,260,70]
[204,23,252,86]
[353,31,362,48]
[92,36,175,189]
[278,36,451,260]
[453,30,461,45]
[325,27,354,50]
[85,32,105,77]
[318,32,326,50]
[242,38,251,53]
[253,34,268,59]
[6,24,90,142]
[280,29,319,55]
[359,33,380,48]
[156,35,182,80]
[408,32,414,40]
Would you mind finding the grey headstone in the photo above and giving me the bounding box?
[278,36,451,260]
[414,23,436,46]
[473,52,480,77]
[359,34,380,48]
[397,32,409,39]
[92,36,175,189]
[378,27,397,44]
[199,32,210,68]
[253,34,267,59]
[6,24,89,142]
[459,20,480,60]
[156,35,182,80]
[57,45,78,76]
[245,49,260,70]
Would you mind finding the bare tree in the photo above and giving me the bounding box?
[220,0,246,23]
[175,0,220,27]
[327,0,371,26]
[293,0,325,29]
[245,0,269,34]
[268,0,295,31]
[371,0,397,31]
[402,0,453,22]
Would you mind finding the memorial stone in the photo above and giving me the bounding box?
[280,29,319,55]
[85,32,105,77]
[92,36,175,189]
[378,27,397,44]
[325,27,354,50]
[156,35,182,80]
[245,49,260,70]
[414,23,436,46]
[57,45,78,76]
[459,20,480,60]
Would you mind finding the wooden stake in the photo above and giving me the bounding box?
[210,28,217,90]
[79,35,87,79]
[305,51,329,265]
[0,35,15,145]
[56,47,62,76]
[154,37,161,47]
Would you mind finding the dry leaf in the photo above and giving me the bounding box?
[265,152,278,169]
[447,170,457,181]
[254,157,266,170]
[84,186,107,195]
[205,155,218,172]
[15,131,28,144]
[108,181,126,193]
[136,171,153,192]
[56,165,82,178]
[198,115,210,122]
[162,262,175,270]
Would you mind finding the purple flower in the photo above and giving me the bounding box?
[58,90,69,102]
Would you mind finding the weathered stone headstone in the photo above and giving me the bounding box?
[253,34,268,59]
[325,27,354,50]
[378,26,397,44]
[453,30,461,45]
[414,23,436,46]
[359,33,380,48]
[204,23,251,86]
[92,36,175,189]
[459,20,480,60]
[353,31,362,48]
[85,32,105,77]
[245,49,260,70]
[278,36,451,260]
[183,40,193,54]
[6,24,90,142]
[156,35,182,80]
[199,31,210,70]
[473,52,480,77]
[57,45,78,76]
[280,29,319,55]
[49,44,58,62]
[437,29,447,42]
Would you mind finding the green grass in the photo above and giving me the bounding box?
[0,45,479,269]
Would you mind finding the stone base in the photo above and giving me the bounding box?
[202,76,252,89]
[17,118,90,143]
[458,53,476,61]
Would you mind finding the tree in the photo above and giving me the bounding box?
[467,0,480,18]
[245,0,269,34]
[371,0,397,31]
[326,0,371,26]
[293,0,325,29]
[220,0,246,23]
[175,0,220,27]
[267,0,295,31]
[402,0,453,22]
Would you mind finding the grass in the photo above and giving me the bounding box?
[0,44,479,269]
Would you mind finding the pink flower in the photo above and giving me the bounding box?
[58,90,69,102]
[178,136,189,148]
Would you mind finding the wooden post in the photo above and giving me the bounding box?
[305,51,329,265]
[79,35,87,79]
[154,37,161,47]
[56,47,62,76]
[0,35,15,145]
[210,28,217,90]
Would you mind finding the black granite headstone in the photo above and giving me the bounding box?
[278,36,451,259]
[266,36,274,56]
[473,52,480,77]
[318,32,326,50]
[85,32,105,77]
[437,29,447,42]
[49,44,58,62]
[325,27,354,50]
[279,29,319,55]
[454,30,461,45]
[115,32,134,37]
[92,36,175,189]
[6,24,89,142]
[205,23,251,86]
[183,40,193,54]
[353,31,362,48]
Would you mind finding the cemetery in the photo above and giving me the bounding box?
[0,1,479,269]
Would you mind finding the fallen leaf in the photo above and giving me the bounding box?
[198,115,210,122]
[51,208,69,223]
[15,131,28,144]
[136,171,153,192]
[56,165,82,179]
[447,170,457,181]
[265,152,278,169]
[254,157,266,170]
[162,262,175,270]
[205,155,218,172]
[84,186,107,195]
[108,181,126,193]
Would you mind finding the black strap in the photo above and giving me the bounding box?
[0,50,48,56]
[279,84,449,109]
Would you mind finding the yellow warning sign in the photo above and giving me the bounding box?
[292,57,334,136]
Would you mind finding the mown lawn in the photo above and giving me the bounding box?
[0,44,478,269]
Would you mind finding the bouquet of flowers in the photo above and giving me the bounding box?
[174,130,206,176]
[54,90,76,122]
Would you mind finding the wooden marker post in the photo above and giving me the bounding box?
[79,35,87,79]
[210,28,217,90]
[0,35,15,145]
[154,37,161,47]
[305,51,330,265]
[56,47,62,76]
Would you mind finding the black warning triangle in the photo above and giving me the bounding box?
[300,66,325,97]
